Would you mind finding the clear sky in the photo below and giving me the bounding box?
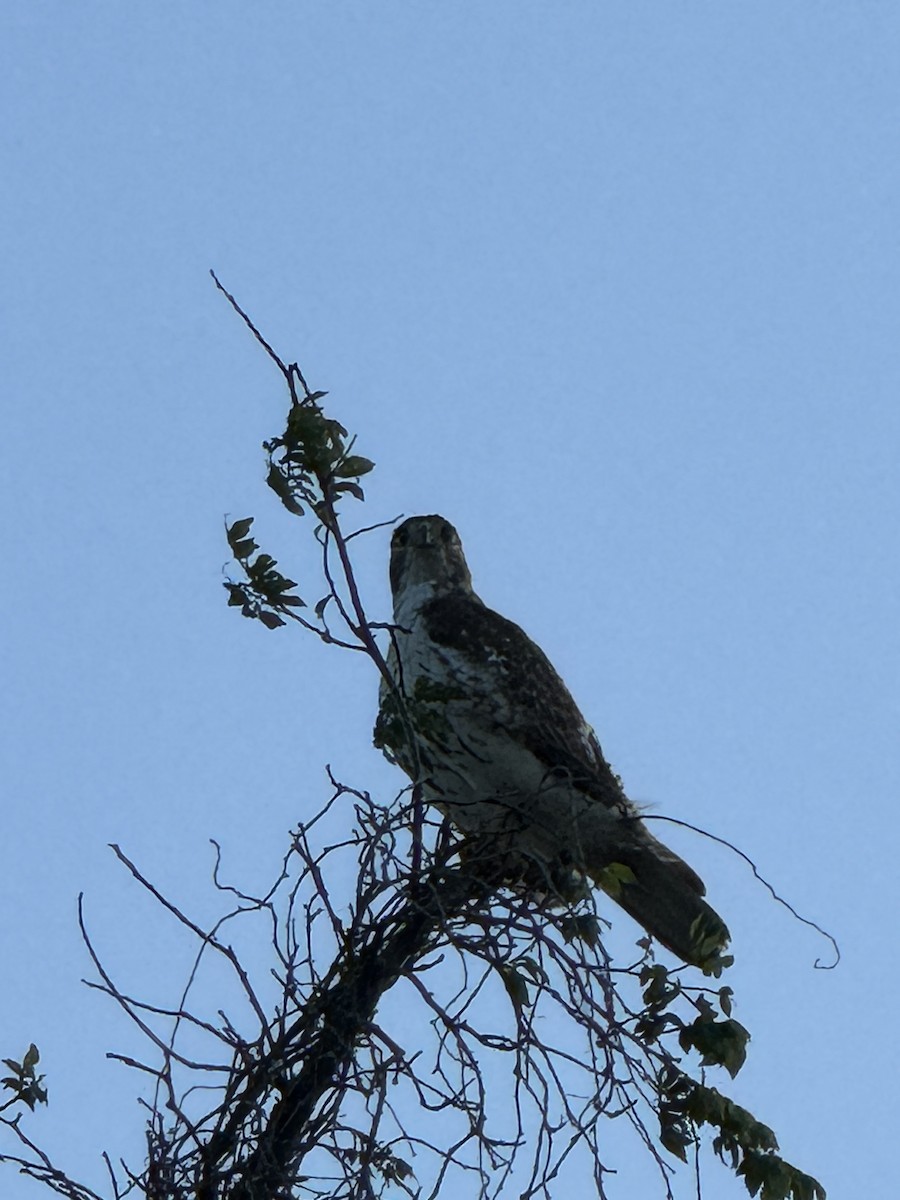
[2,4,898,1196]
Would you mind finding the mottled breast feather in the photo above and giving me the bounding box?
[421,593,630,816]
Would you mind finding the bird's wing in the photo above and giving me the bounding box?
[421,593,629,813]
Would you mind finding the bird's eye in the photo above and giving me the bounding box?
[440,525,454,543]
[395,527,409,547]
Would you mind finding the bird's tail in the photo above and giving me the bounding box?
[594,826,730,971]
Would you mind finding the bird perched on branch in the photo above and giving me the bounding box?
[374,514,729,970]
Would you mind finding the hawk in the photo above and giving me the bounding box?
[374,515,729,968]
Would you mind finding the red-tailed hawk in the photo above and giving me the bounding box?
[375,515,729,969]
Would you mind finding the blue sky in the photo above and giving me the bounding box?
[2,4,898,1196]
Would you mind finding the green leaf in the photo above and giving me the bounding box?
[259,611,286,630]
[312,499,338,529]
[635,1012,683,1043]
[334,455,375,478]
[738,1151,792,1200]
[324,416,348,440]
[640,963,681,1010]
[792,1170,827,1200]
[559,913,600,948]
[224,583,247,607]
[592,860,636,897]
[737,1154,827,1200]
[659,1120,691,1162]
[376,1152,413,1183]
[332,480,365,502]
[679,1016,750,1079]
[226,517,254,546]
[252,553,276,576]
[231,538,257,561]
[286,405,326,441]
[1,1047,47,1111]
[266,464,306,516]
[284,405,348,474]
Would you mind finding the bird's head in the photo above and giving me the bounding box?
[390,515,474,600]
